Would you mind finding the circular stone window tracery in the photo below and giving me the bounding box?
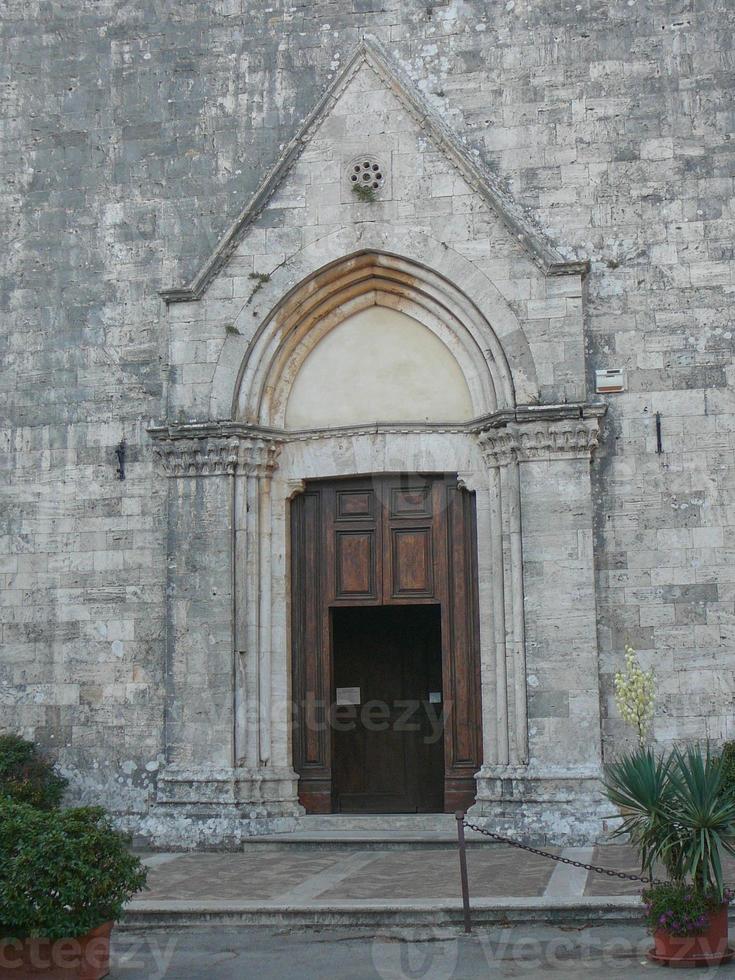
[347,156,385,193]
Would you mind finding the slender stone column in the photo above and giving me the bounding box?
[235,438,280,768]
[458,469,497,769]
[236,472,259,766]
[477,430,517,767]
[504,455,528,764]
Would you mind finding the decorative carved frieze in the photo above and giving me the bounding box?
[153,436,239,477]
[148,422,281,477]
[479,415,602,466]
[513,419,601,460]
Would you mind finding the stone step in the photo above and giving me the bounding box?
[241,813,496,850]
[289,813,459,831]
[121,896,645,932]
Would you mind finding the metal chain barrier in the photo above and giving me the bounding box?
[454,811,662,934]
[462,818,663,884]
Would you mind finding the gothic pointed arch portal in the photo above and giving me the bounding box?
[150,239,607,834]
[232,249,521,428]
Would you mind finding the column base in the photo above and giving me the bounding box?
[127,766,305,849]
[467,765,614,845]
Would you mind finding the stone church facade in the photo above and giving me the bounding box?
[2,2,734,846]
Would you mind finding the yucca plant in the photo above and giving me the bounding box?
[604,744,735,900]
[665,745,735,896]
[604,747,678,881]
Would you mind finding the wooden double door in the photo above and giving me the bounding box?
[291,474,482,814]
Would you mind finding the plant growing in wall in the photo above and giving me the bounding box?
[604,745,735,966]
[614,644,655,747]
[0,798,147,979]
[351,182,376,203]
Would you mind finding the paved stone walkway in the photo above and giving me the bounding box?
[138,844,561,903]
[131,842,734,908]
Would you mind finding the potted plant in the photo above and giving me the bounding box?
[0,798,147,979]
[605,744,735,966]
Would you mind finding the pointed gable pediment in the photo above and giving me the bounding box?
[161,36,586,303]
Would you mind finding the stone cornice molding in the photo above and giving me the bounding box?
[478,405,605,466]
[147,403,604,473]
[160,37,587,303]
[148,422,281,478]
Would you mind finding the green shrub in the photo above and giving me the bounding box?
[642,881,733,937]
[0,798,147,940]
[0,734,68,810]
[718,741,735,800]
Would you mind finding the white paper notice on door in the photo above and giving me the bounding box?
[336,687,361,705]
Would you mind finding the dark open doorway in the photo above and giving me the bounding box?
[331,605,444,813]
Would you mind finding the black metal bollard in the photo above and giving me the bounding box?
[455,810,472,934]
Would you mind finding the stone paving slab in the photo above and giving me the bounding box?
[140,850,360,902]
[318,846,556,900]
[585,846,735,897]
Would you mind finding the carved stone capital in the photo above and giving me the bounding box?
[479,414,602,466]
[237,437,280,478]
[148,421,281,478]
[477,428,518,468]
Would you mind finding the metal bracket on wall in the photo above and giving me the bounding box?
[115,439,126,480]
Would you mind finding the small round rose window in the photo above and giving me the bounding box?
[348,157,385,192]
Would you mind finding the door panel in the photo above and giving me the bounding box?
[336,489,375,519]
[389,526,434,598]
[290,489,331,812]
[335,530,377,599]
[291,474,483,813]
[390,484,432,517]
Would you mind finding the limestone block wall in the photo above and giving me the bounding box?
[1,0,734,819]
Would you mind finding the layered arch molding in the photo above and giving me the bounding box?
[232,250,531,428]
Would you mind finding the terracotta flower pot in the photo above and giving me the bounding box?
[648,904,733,966]
[0,921,112,980]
